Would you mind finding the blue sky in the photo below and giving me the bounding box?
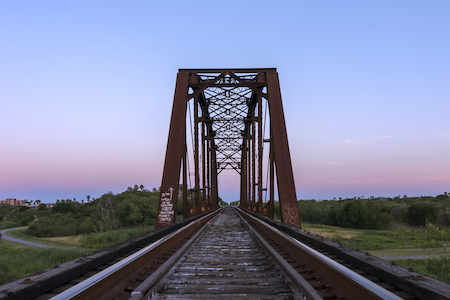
[1,1,449,203]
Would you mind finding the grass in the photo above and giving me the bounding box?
[302,223,450,284]
[79,226,154,249]
[368,248,446,258]
[0,225,156,286]
[0,240,90,285]
[302,223,430,250]
[7,226,155,250]
[390,257,450,284]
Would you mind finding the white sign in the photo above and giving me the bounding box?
[158,187,175,223]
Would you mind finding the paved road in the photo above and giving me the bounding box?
[0,226,53,248]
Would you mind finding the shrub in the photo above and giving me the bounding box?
[406,202,438,226]
[425,256,450,283]
[0,221,21,230]
[336,200,393,229]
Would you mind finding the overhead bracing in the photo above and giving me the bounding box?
[155,69,301,229]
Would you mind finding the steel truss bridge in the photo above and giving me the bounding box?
[156,68,300,229]
[1,69,449,300]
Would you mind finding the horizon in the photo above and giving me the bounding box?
[3,190,448,205]
[1,1,449,204]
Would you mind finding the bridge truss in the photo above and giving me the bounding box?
[155,68,301,228]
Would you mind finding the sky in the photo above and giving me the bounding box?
[1,1,449,203]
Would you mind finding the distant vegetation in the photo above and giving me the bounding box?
[0,185,161,237]
[1,191,449,236]
[0,205,35,229]
[24,185,159,237]
[0,184,226,238]
[298,193,450,230]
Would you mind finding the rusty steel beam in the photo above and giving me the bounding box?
[269,123,275,219]
[265,70,301,228]
[194,97,200,211]
[155,71,189,228]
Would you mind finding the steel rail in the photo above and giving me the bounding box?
[236,208,321,300]
[49,208,222,300]
[237,208,403,300]
[129,210,222,299]
[136,207,299,299]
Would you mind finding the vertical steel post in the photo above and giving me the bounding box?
[206,136,211,209]
[156,71,189,228]
[211,140,219,208]
[266,70,301,228]
[194,97,200,212]
[257,95,263,213]
[247,137,251,210]
[269,122,275,219]
[240,137,248,208]
[251,114,256,211]
[182,145,188,219]
[201,117,206,210]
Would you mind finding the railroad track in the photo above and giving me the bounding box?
[1,207,450,300]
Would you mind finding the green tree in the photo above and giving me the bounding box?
[298,200,326,223]
[52,200,75,214]
[336,200,392,229]
[217,197,227,206]
[407,202,439,226]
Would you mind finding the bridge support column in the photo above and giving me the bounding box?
[156,71,189,228]
[266,70,301,228]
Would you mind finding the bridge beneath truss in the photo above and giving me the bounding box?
[155,68,301,229]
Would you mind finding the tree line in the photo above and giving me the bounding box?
[27,185,162,237]
[298,194,450,229]
[1,184,227,238]
[0,185,160,237]
[3,188,449,237]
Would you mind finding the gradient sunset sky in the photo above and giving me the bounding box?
[1,1,449,203]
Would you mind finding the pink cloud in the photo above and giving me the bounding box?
[343,134,393,144]
[363,179,383,183]
[408,177,450,182]
[343,139,366,144]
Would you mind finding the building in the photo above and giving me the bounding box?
[0,198,27,206]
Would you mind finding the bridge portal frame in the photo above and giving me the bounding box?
[155,68,301,229]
